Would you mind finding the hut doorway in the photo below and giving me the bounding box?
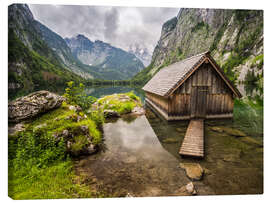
[190,86,208,118]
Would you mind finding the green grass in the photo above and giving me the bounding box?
[28,102,102,145]
[8,101,104,199]
[8,161,98,199]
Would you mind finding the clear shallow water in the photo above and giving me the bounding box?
[75,112,263,197]
[74,115,214,197]
[146,108,263,195]
[74,85,263,197]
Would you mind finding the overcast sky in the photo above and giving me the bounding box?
[29,4,179,53]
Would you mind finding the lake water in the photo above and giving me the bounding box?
[85,86,145,103]
[75,85,263,197]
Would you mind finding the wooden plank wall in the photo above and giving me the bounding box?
[145,92,169,113]
[169,63,234,116]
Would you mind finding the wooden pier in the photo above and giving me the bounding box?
[179,119,204,158]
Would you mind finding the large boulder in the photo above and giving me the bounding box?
[8,90,64,123]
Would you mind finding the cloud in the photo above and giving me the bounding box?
[104,8,119,41]
[29,4,179,53]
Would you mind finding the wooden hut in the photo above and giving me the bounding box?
[143,51,242,121]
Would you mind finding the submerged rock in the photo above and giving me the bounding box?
[176,128,186,133]
[179,163,204,181]
[175,182,197,196]
[163,137,179,144]
[8,90,64,123]
[223,149,242,162]
[222,127,246,137]
[210,126,246,137]
[240,137,263,147]
[210,126,224,133]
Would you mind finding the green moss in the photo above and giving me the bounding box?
[125,91,141,102]
[96,92,141,115]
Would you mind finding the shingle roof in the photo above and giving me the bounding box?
[142,51,242,98]
[142,52,208,97]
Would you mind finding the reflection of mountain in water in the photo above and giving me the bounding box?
[84,86,145,101]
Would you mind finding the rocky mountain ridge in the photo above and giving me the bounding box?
[65,34,145,80]
[8,3,146,96]
[133,8,263,98]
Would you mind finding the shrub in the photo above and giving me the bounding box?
[14,129,66,171]
[64,81,96,111]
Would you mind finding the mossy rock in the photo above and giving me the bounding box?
[240,136,263,147]
[176,128,186,133]
[210,126,246,137]
[95,92,142,116]
[163,137,179,144]
[210,126,224,133]
[179,163,204,181]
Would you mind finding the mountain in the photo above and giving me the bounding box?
[65,35,145,80]
[133,8,263,96]
[128,43,152,66]
[8,4,86,99]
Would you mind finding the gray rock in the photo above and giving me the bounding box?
[8,123,25,135]
[86,143,98,154]
[186,182,197,195]
[77,115,83,122]
[69,105,76,111]
[80,125,89,133]
[103,109,120,118]
[75,105,82,112]
[175,182,197,196]
[8,90,64,123]
[131,106,145,115]
[62,130,69,137]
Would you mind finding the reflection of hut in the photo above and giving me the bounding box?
[143,51,242,121]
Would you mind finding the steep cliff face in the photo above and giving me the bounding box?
[65,35,145,80]
[134,8,263,96]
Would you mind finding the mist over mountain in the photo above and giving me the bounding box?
[128,43,152,67]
